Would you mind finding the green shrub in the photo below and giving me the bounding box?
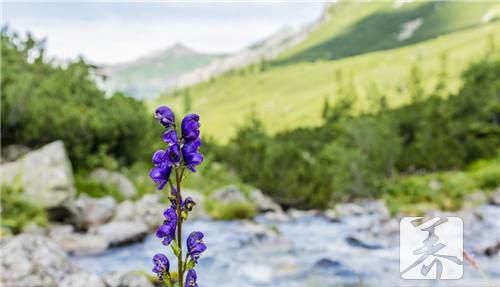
[1,29,156,169]
[1,185,48,233]
[383,171,478,216]
[75,175,125,202]
[205,200,256,220]
[468,156,500,190]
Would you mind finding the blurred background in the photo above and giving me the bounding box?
[1,1,500,287]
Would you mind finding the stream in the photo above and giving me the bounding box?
[72,205,500,287]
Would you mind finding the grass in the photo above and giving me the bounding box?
[276,1,498,65]
[204,200,256,220]
[152,21,500,143]
[383,154,500,216]
[1,185,48,234]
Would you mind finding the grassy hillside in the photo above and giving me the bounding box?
[276,1,498,65]
[101,44,222,99]
[153,21,499,142]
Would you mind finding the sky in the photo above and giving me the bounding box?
[2,2,325,65]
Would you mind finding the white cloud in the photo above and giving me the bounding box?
[3,3,324,64]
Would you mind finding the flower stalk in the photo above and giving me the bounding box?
[150,106,206,287]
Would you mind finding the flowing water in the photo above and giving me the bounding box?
[72,206,500,287]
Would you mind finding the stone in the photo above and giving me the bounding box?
[1,144,31,162]
[22,223,47,235]
[345,235,383,250]
[263,210,289,222]
[311,258,357,278]
[73,195,116,229]
[475,239,500,257]
[335,203,365,217]
[249,189,282,213]
[49,226,109,255]
[89,168,137,199]
[1,141,76,209]
[0,234,77,287]
[114,194,165,229]
[489,188,500,206]
[211,184,247,203]
[60,272,106,287]
[93,221,148,246]
[104,272,155,287]
[287,208,320,220]
[238,221,280,243]
[335,200,389,220]
[361,200,390,220]
[322,209,340,222]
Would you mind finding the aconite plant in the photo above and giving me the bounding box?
[150,106,206,287]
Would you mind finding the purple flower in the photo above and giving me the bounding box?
[184,269,198,287]
[181,114,200,143]
[182,138,203,172]
[166,144,181,166]
[183,197,196,211]
[152,253,169,281]
[187,231,206,262]
[156,208,177,245]
[163,130,179,145]
[155,106,175,128]
[150,165,171,190]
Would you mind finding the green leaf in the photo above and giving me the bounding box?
[171,241,181,258]
[186,259,195,270]
[181,210,189,221]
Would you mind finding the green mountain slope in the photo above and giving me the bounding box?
[276,1,498,65]
[152,3,499,143]
[100,44,222,99]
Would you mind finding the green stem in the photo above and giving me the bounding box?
[175,168,183,287]
[183,253,189,274]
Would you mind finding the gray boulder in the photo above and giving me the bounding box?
[104,272,154,287]
[249,189,282,213]
[211,184,247,203]
[60,272,106,287]
[89,168,137,199]
[114,194,164,228]
[93,221,148,246]
[1,141,76,208]
[335,203,365,217]
[49,225,108,256]
[73,195,116,228]
[0,234,77,287]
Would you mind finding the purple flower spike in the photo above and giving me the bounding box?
[152,253,170,281]
[181,114,201,143]
[156,208,177,245]
[184,269,198,287]
[155,106,175,128]
[187,231,206,263]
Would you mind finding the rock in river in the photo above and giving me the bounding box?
[93,221,148,246]
[73,194,117,229]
